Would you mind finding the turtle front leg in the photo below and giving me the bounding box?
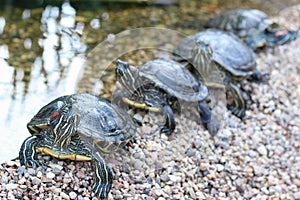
[160,104,176,136]
[198,103,220,136]
[92,152,113,198]
[19,135,43,167]
[226,82,246,119]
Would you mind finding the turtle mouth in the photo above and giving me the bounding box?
[27,123,47,134]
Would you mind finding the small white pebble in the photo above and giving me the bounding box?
[5,183,18,190]
[60,192,70,200]
[46,172,56,179]
[69,191,77,199]
[36,171,43,178]
[257,145,268,156]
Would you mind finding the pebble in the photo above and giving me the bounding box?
[36,170,43,178]
[216,164,225,172]
[16,166,25,176]
[5,183,18,190]
[32,177,41,185]
[27,168,36,175]
[185,148,196,157]
[160,174,170,182]
[67,164,75,171]
[61,192,70,200]
[1,174,8,184]
[154,188,163,196]
[257,145,268,156]
[296,172,300,179]
[69,191,77,199]
[46,172,56,179]
[6,161,18,167]
[18,177,26,184]
[293,178,300,187]
[168,175,181,183]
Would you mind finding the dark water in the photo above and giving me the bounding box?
[0,0,296,163]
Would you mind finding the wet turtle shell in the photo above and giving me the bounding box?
[174,29,259,118]
[20,93,138,198]
[27,93,136,149]
[114,59,219,136]
[206,9,270,38]
[138,59,208,102]
[206,9,298,49]
[174,29,257,79]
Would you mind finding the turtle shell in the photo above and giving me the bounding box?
[28,93,137,154]
[174,29,257,78]
[206,9,270,39]
[138,59,208,102]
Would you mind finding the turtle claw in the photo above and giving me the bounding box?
[160,126,174,137]
[228,105,245,119]
[25,159,43,168]
[19,135,42,167]
[92,181,112,198]
[204,115,221,137]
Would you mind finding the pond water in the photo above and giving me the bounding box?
[0,0,297,163]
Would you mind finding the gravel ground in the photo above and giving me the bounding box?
[1,5,300,200]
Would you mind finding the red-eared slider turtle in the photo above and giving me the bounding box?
[114,59,220,137]
[19,93,138,198]
[205,8,298,50]
[174,29,260,118]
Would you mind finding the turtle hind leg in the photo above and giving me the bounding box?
[247,69,269,83]
[198,103,220,137]
[19,135,43,167]
[92,152,113,198]
[226,82,246,119]
[160,104,176,137]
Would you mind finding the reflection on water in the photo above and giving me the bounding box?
[0,2,87,163]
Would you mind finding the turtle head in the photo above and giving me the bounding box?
[27,98,66,135]
[191,41,214,69]
[115,59,143,95]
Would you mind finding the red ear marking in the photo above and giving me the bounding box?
[50,111,60,121]
[275,30,288,37]
[129,65,138,72]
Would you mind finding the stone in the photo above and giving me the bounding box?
[216,164,225,172]
[1,175,8,184]
[69,191,77,199]
[18,177,26,184]
[160,174,170,182]
[257,145,268,156]
[46,172,56,179]
[60,192,70,200]
[32,177,41,185]
[5,183,18,190]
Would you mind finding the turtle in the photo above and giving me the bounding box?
[205,8,298,50]
[19,93,139,198]
[174,29,261,118]
[114,59,220,137]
